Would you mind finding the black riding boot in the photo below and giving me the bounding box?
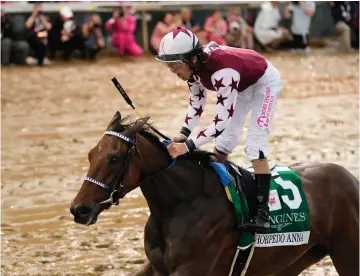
[243,157,272,233]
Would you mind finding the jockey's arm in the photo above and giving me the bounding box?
[184,68,240,151]
[179,80,208,139]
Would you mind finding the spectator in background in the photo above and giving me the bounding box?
[150,12,178,53]
[284,1,316,53]
[105,6,143,57]
[82,13,105,60]
[351,2,359,49]
[329,1,354,52]
[180,7,200,33]
[204,10,228,46]
[254,1,291,50]
[180,7,207,45]
[225,7,254,49]
[1,11,29,65]
[48,6,85,60]
[60,7,85,60]
[25,2,52,65]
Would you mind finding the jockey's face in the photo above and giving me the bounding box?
[165,56,196,81]
[167,63,192,81]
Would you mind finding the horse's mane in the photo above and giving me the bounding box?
[112,115,214,164]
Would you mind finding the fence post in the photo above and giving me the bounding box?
[141,11,149,53]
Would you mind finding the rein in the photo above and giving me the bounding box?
[84,131,175,206]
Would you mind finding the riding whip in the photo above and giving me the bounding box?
[111,77,170,140]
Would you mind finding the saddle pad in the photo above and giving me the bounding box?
[255,166,310,247]
[209,163,311,249]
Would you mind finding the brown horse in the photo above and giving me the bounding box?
[70,111,359,276]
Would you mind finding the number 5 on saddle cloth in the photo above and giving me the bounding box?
[209,161,310,276]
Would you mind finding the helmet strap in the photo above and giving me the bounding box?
[187,52,205,75]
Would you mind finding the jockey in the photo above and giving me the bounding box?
[156,27,283,233]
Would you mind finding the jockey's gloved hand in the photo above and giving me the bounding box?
[167,142,189,159]
[171,136,187,143]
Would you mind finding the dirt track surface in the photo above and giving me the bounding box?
[2,50,359,276]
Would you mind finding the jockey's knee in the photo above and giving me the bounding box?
[215,138,237,156]
[247,149,270,174]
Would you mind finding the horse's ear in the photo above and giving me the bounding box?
[106,111,122,130]
[125,116,150,137]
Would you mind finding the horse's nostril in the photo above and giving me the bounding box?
[70,204,92,218]
[76,205,92,218]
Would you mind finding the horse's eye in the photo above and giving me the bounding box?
[108,155,120,165]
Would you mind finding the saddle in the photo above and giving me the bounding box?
[221,160,277,276]
[222,160,277,222]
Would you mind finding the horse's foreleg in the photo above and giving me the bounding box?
[130,262,152,276]
[167,233,237,276]
[273,244,328,276]
[130,261,164,276]
[143,214,167,274]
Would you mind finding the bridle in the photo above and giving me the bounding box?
[84,130,176,207]
[84,130,138,206]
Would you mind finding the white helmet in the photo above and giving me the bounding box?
[156,27,202,63]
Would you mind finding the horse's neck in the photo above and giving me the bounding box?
[140,160,219,219]
[136,135,170,177]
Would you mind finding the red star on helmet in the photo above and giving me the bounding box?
[172,27,191,39]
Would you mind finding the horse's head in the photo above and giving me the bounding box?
[70,111,168,225]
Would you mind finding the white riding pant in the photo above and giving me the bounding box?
[215,60,283,161]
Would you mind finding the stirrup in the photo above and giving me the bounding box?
[242,218,270,233]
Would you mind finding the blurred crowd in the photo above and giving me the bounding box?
[1,1,359,66]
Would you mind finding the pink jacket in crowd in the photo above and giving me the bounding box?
[105,14,143,56]
[204,16,228,46]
